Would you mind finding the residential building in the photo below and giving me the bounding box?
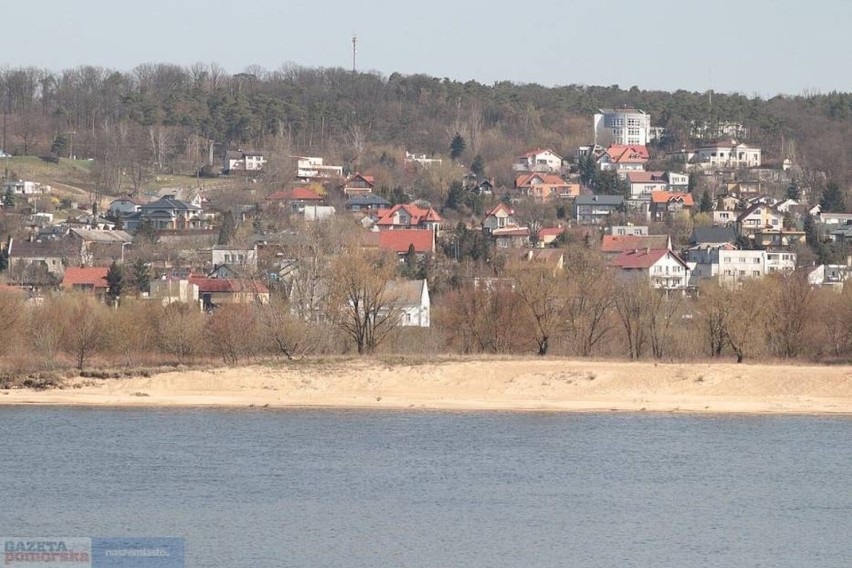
[492,226,531,249]
[374,203,442,234]
[69,229,133,265]
[6,237,79,287]
[601,234,671,256]
[685,247,796,286]
[3,180,47,195]
[736,203,784,240]
[696,141,761,168]
[135,196,206,231]
[610,249,690,289]
[808,265,850,290]
[597,145,649,172]
[463,174,495,196]
[189,277,270,309]
[61,266,109,295]
[690,226,739,247]
[293,156,343,180]
[404,152,443,167]
[373,229,436,256]
[345,195,391,211]
[384,279,431,327]
[341,173,375,197]
[650,191,695,221]
[149,278,200,306]
[594,109,651,146]
[482,203,519,234]
[573,195,625,225]
[537,227,567,247]
[514,172,579,201]
[266,187,324,213]
[224,150,266,173]
[514,149,563,173]
[607,225,649,237]
[211,245,258,270]
[626,171,668,200]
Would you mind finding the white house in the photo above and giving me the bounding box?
[3,180,46,195]
[611,248,690,290]
[224,150,266,173]
[696,141,761,168]
[685,247,796,286]
[404,152,443,167]
[294,156,344,180]
[211,245,258,269]
[385,279,431,328]
[594,108,651,146]
[514,149,563,173]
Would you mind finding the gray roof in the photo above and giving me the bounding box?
[691,226,738,245]
[69,229,133,243]
[346,195,390,206]
[140,197,201,211]
[574,195,624,206]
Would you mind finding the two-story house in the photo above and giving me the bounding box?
[573,195,625,225]
[514,149,563,173]
[137,196,206,231]
[597,145,649,172]
[514,173,579,201]
[650,191,695,221]
[341,173,375,197]
[374,203,442,234]
[610,248,690,289]
[736,203,784,241]
[224,150,266,173]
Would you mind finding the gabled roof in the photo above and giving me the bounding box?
[377,229,435,254]
[601,234,670,253]
[626,171,667,184]
[384,279,427,306]
[343,173,375,186]
[140,197,201,211]
[650,191,695,206]
[69,229,133,243]
[188,276,269,294]
[515,173,567,187]
[375,204,442,227]
[62,267,109,289]
[603,144,649,163]
[346,195,391,207]
[691,226,738,245]
[8,238,77,259]
[485,203,514,217]
[518,148,562,160]
[491,227,530,237]
[736,202,783,223]
[538,227,566,239]
[267,187,323,202]
[611,249,687,270]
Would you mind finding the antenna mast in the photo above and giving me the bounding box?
[352,33,357,74]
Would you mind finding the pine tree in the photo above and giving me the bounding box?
[819,181,846,213]
[786,182,801,201]
[2,188,14,208]
[699,190,713,213]
[450,133,466,161]
[106,261,125,306]
[130,259,151,294]
[470,154,484,175]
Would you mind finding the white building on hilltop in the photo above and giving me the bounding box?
[594,109,651,146]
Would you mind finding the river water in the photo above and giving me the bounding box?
[1,408,849,567]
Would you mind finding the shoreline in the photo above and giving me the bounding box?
[0,358,850,416]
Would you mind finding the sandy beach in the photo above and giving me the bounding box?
[1,358,850,415]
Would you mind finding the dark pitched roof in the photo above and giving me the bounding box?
[691,226,738,245]
[574,195,624,206]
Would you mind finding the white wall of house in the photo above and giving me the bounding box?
[212,247,257,268]
[516,150,563,172]
[697,144,761,168]
[648,253,690,289]
[594,109,651,146]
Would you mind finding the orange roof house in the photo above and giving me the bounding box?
[374,203,442,233]
[601,234,672,255]
[61,267,109,293]
[514,173,579,201]
[650,191,695,221]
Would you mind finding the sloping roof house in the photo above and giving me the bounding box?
[514,173,579,201]
[61,266,109,294]
[374,204,442,234]
[610,249,690,289]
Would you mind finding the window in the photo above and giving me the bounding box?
[753,258,760,264]
[753,271,760,277]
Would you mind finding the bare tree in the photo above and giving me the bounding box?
[329,247,400,355]
[157,302,206,364]
[562,247,615,356]
[60,295,108,370]
[613,277,651,360]
[507,260,565,355]
[256,298,314,360]
[724,280,768,363]
[764,272,815,358]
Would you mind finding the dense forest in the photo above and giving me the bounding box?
[1,63,851,193]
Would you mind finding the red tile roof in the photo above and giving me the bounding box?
[611,249,687,270]
[375,204,442,227]
[514,173,567,187]
[604,144,649,163]
[61,267,109,290]
[267,187,323,201]
[651,191,694,205]
[538,227,566,239]
[377,229,435,254]
[485,203,514,217]
[344,173,375,186]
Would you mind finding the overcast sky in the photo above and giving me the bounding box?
[4,0,850,96]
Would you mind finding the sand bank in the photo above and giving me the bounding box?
[1,359,850,415]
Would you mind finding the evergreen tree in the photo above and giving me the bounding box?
[136,219,158,244]
[819,181,846,213]
[445,181,465,211]
[217,210,236,245]
[106,261,125,306]
[579,154,596,187]
[688,172,698,193]
[699,190,713,213]
[3,188,14,208]
[450,133,466,161]
[803,212,819,248]
[130,259,151,294]
[786,181,801,201]
[470,154,484,175]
